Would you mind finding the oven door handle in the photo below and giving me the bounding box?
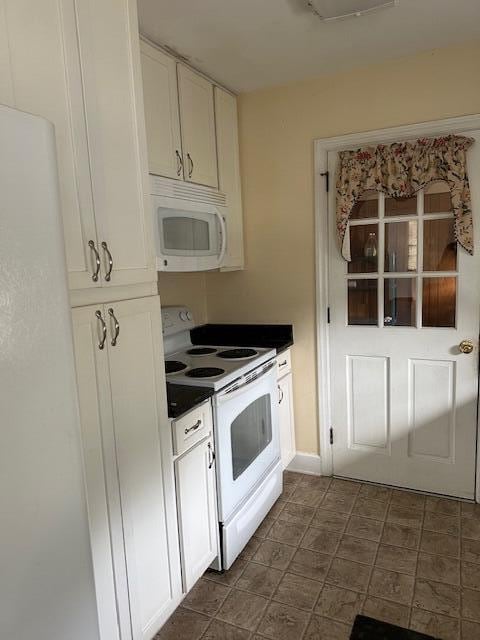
[215,360,277,404]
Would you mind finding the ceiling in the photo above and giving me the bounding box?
[137,0,480,93]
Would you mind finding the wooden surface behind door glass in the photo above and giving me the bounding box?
[348,279,377,325]
[350,191,378,220]
[422,277,456,327]
[348,224,378,274]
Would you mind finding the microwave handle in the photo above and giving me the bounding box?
[215,210,227,266]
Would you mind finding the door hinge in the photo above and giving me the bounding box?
[327,307,331,324]
[320,171,329,192]
[329,427,334,445]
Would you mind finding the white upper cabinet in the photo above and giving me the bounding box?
[0,0,155,292]
[177,64,218,188]
[214,87,244,270]
[74,0,155,289]
[140,41,183,180]
[0,0,99,291]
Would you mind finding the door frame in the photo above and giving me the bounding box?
[314,114,480,501]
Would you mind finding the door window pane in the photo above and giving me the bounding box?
[385,221,417,272]
[422,277,456,328]
[385,194,417,217]
[424,181,451,214]
[384,278,416,327]
[348,224,378,274]
[423,218,457,272]
[348,279,377,326]
[350,191,378,220]
[231,395,272,481]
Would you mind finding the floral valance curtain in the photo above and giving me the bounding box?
[336,135,474,260]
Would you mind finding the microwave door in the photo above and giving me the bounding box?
[154,201,225,272]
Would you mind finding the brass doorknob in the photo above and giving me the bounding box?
[459,339,474,354]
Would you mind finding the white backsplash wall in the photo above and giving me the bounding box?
[158,272,208,325]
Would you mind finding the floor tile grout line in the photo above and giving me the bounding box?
[407,504,425,631]
[361,487,391,617]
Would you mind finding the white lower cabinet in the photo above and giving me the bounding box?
[72,295,182,640]
[277,350,296,469]
[173,404,219,592]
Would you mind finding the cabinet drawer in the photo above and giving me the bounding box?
[277,349,292,378]
[172,401,212,456]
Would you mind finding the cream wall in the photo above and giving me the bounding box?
[205,41,480,455]
[158,272,208,324]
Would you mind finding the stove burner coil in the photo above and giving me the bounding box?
[185,367,225,378]
[217,348,258,359]
[165,360,187,374]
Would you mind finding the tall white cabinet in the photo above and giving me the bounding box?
[73,298,182,640]
[0,0,155,292]
[0,2,182,639]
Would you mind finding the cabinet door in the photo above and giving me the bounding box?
[1,0,100,290]
[177,65,218,188]
[214,87,245,270]
[278,373,296,469]
[140,41,183,180]
[105,296,182,639]
[71,306,132,640]
[175,435,219,592]
[74,0,155,288]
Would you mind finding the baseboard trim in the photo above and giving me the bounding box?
[287,452,323,476]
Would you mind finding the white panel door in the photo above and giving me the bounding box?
[177,64,218,188]
[175,436,219,592]
[1,0,100,290]
[105,296,181,639]
[328,132,480,499]
[140,41,183,180]
[72,306,131,640]
[214,87,244,270]
[74,0,155,288]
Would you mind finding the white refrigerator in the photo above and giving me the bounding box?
[0,105,100,640]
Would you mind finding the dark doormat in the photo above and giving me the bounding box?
[350,615,438,640]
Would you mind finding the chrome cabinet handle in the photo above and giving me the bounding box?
[95,310,107,350]
[278,384,284,405]
[184,419,201,435]
[279,360,287,367]
[208,442,215,469]
[175,149,183,177]
[88,240,101,282]
[186,153,193,178]
[101,241,113,282]
[108,308,120,347]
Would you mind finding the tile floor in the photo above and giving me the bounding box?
[155,472,480,640]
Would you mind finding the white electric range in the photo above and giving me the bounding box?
[162,306,283,570]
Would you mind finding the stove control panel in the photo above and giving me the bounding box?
[162,305,195,336]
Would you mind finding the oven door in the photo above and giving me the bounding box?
[153,195,226,271]
[213,359,280,522]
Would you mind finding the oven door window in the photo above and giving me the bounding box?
[231,394,272,481]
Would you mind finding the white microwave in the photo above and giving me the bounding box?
[151,175,227,272]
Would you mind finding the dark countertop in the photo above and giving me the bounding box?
[190,323,294,354]
[166,383,214,419]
